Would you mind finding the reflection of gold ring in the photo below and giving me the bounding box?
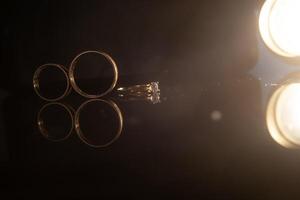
[75,99,123,148]
[69,51,118,98]
[37,102,74,142]
[33,64,71,101]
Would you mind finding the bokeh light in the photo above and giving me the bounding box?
[267,81,300,148]
[259,0,300,57]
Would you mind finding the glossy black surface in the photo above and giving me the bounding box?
[2,0,300,198]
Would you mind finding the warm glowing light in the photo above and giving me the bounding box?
[259,0,300,57]
[276,84,300,144]
[267,82,300,148]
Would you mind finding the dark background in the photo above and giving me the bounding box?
[2,0,300,199]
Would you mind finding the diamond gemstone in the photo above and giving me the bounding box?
[149,82,160,104]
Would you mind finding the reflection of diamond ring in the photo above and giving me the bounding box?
[75,99,123,148]
[116,82,161,104]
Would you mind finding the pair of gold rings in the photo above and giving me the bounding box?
[33,51,118,101]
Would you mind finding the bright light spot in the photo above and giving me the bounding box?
[267,82,300,148]
[259,0,300,57]
[276,83,300,144]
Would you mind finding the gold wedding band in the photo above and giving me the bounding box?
[33,64,71,101]
[69,51,118,98]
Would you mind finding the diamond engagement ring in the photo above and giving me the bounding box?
[116,82,161,104]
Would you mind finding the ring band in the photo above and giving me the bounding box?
[33,64,71,101]
[37,102,74,142]
[69,51,118,98]
[75,99,123,148]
